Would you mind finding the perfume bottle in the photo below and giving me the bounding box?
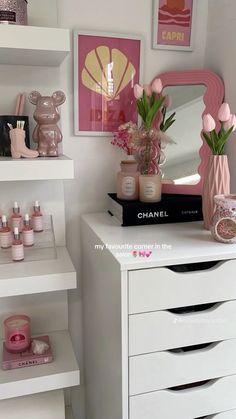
[12,227,24,262]
[22,214,34,247]
[0,215,12,249]
[11,201,23,232]
[32,201,43,232]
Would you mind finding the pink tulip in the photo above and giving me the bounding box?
[224,114,236,132]
[218,103,231,122]
[163,94,171,108]
[151,78,163,94]
[203,114,216,132]
[134,84,144,100]
[144,84,152,96]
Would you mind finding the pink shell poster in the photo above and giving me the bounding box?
[156,0,194,47]
[75,34,141,135]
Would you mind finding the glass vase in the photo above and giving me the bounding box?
[136,127,161,175]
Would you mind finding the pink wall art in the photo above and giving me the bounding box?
[153,0,196,51]
[74,31,143,136]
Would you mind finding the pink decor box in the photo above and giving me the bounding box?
[2,335,53,370]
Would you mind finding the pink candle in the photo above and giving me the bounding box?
[4,315,31,353]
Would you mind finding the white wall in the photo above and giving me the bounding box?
[205,0,236,192]
[56,1,209,418]
[0,1,209,419]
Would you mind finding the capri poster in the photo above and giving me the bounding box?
[154,0,194,49]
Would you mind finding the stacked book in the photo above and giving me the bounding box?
[107,193,203,227]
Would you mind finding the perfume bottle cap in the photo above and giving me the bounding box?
[25,214,30,222]
[13,201,20,213]
[35,201,39,207]
[13,227,20,240]
[2,215,7,223]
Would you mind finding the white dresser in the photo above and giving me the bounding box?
[81,213,236,419]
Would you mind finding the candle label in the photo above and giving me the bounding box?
[122,177,135,197]
[10,333,26,344]
[33,216,43,232]
[0,11,16,23]
[144,182,156,198]
[0,232,12,248]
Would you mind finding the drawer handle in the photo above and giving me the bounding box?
[168,260,220,273]
[168,379,212,392]
[168,302,219,315]
[169,341,218,354]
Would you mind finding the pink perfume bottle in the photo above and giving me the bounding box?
[0,215,12,249]
[11,201,23,232]
[12,227,24,262]
[4,315,31,354]
[32,201,43,232]
[22,214,34,247]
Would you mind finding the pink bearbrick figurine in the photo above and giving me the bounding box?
[29,91,66,157]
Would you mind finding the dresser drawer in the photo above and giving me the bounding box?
[130,375,236,419]
[129,260,236,314]
[129,339,236,395]
[129,300,236,355]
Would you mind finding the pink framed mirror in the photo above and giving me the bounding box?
[156,69,224,195]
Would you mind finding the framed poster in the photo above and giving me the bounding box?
[152,0,196,51]
[74,31,144,136]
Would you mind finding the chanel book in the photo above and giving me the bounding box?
[2,335,53,370]
[107,193,203,226]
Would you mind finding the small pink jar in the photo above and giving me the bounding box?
[4,315,31,353]
[211,194,236,244]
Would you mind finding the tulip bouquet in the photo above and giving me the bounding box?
[134,79,176,132]
[202,103,236,155]
[133,78,176,175]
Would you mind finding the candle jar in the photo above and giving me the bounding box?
[0,0,28,25]
[139,173,162,203]
[117,159,139,201]
[211,194,236,244]
[4,315,31,353]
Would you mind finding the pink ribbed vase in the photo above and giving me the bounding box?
[202,155,230,230]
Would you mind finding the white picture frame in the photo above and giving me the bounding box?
[74,30,144,137]
[152,0,196,51]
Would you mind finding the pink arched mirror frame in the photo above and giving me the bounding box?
[156,70,225,195]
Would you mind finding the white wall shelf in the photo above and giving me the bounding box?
[0,330,80,400]
[0,25,70,66]
[0,247,76,298]
[0,155,74,181]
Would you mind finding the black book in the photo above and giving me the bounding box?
[107,193,203,226]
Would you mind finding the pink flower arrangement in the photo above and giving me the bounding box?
[111,122,138,155]
[202,103,236,154]
[134,78,176,133]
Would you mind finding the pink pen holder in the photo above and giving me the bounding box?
[4,315,31,353]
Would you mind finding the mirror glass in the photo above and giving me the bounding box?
[161,85,206,185]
